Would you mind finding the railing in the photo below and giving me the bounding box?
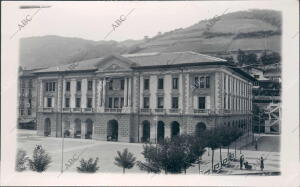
[72,108,82,112]
[62,108,71,112]
[155,108,165,113]
[104,108,122,113]
[140,108,151,113]
[193,109,209,114]
[83,108,93,112]
[169,108,180,113]
[43,108,53,112]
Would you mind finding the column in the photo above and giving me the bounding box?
[62,79,66,108]
[81,121,86,139]
[92,79,96,108]
[70,79,76,108]
[70,120,75,138]
[39,80,44,108]
[128,77,132,107]
[150,123,156,143]
[139,123,143,142]
[165,123,171,138]
[102,78,106,107]
[81,79,87,108]
[124,77,128,107]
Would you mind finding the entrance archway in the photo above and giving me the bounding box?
[195,122,206,136]
[86,119,93,139]
[142,120,150,142]
[171,121,180,138]
[44,118,51,136]
[107,120,118,141]
[157,121,165,142]
[74,119,81,138]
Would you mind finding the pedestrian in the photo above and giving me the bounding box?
[260,156,264,171]
[255,138,258,150]
[239,155,244,170]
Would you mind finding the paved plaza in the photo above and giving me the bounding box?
[17,130,280,175]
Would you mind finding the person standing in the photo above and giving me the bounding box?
[255,138,258,150]
[260,156,264,171]
[240,155,244,170]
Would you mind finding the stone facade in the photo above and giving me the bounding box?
[33,52,254,143]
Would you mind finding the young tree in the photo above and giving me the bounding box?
[28,145,52,172]
[77,157,99,173]
[114,148,136,174]
[205,129,221,172]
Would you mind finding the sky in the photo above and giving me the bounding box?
[3,1,284,42]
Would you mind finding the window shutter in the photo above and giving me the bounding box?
[206,96,210,109]
[44,97,47,108]
[52,97,55,108]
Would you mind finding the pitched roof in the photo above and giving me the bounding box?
[33,51,226,73]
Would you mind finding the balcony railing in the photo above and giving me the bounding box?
[193,109,210,114]
[83,108,93,112]
[62,108,71,112]
[155,108,166,113]
[43,108,53,112]
[169,108,180,113]
[72,108,82,112]
[104,108,122,113]
[140,108,151,113]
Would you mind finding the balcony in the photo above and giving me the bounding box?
[83,108,94,112]
[43,108,53,112]
[104,108,122,113]
[72,108,82,112]
[155,108,166,113]
[169,108,180,113]
[62,108,71,112]
[193,109,210,114]
[140,108,151,113]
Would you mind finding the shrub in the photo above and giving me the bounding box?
[114,148,136,174]
[28,145,52,172]
[77,157,99,173]
[16,149,28,171]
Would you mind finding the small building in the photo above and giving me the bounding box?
[32,51,255,142]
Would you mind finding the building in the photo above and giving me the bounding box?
[32,51,254,143]
[18,68,39,129]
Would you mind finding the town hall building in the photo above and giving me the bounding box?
[32,51,254,143]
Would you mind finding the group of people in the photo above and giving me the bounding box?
[239,154,264,171]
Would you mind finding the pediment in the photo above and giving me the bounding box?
[97,55,133,72]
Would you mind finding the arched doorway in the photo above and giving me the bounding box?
[142,120,150,142]
[74,119,81,138]
[157,121,165,142]
[107,120,118,141]
[44,118,51,136]
[86,119,93,139]
[195,122,206,136]
[63,120,71,137]
[171,121,180,138]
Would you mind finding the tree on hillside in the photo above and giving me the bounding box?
[260,51,281,65]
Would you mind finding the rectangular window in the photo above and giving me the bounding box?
[143,97,150,108]
[47,97,52,108]
[157,97,164,108]
[76,81,81,91]
[87,98,92,108]
[28,99,32,108]
[28,79,33,87]
[20,109,25,116]
[224,94,226,109]
[27,109,32,115]
[200,77,205,88]
[76,98,81,108]
[21,80,26,88]
[158,78,164,90]
[66,81,71,92]
[205,77,210,88]
[45,82,56,92]
[88,80,93,91]
[172,97,179,109]
[198,97,206,109]
[228,97,230,109]
[120,79,125,90]
[228,77,230,92]
[108,97,113,108]
[65,98,70,108]
[114,98,119,108]
[120,97,124,108]
[224,76,226,91]
[108,79,113,90]
[172,77,178,89]
[144,79,149,90]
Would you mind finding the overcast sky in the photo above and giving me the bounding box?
[3,1,284,42]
